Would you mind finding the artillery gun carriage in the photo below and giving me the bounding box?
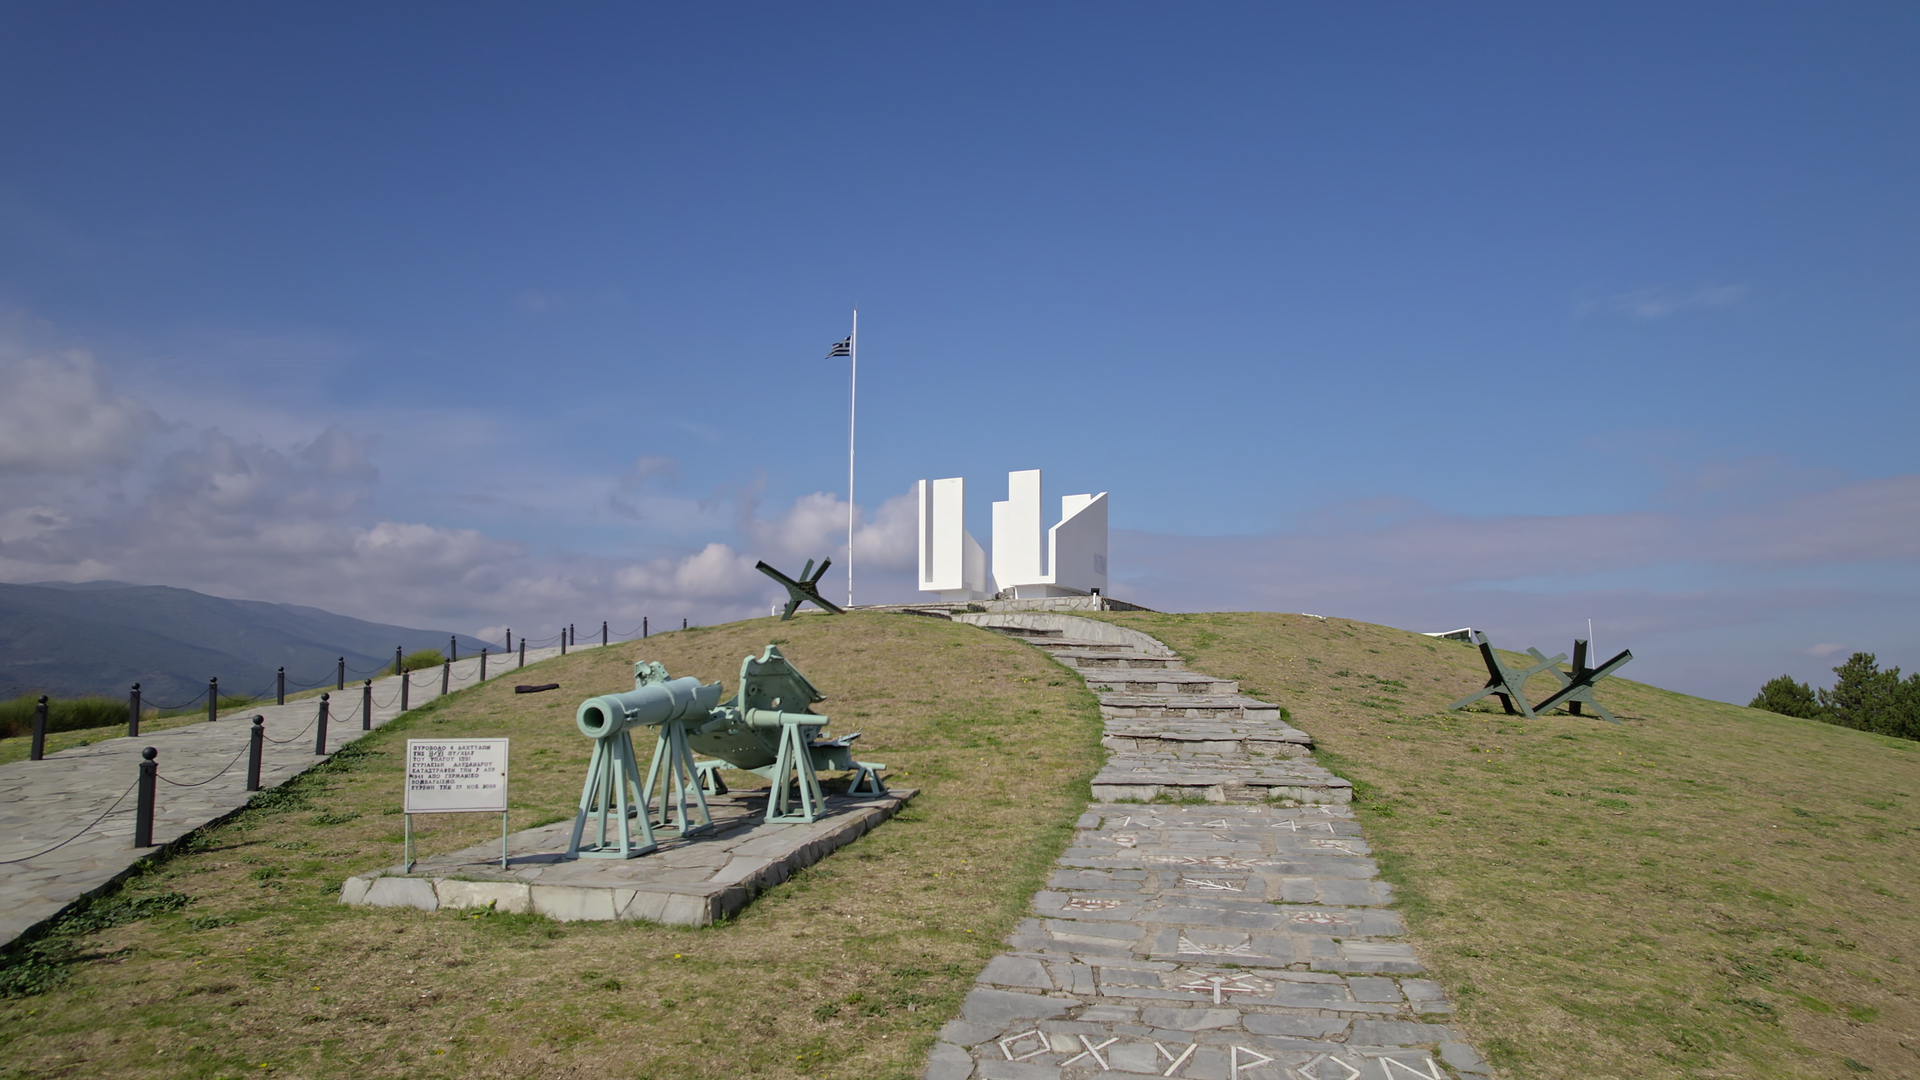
[567,645,885,859]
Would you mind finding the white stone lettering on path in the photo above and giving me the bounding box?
[1062,897,1122,911]
[1062,1035,1117,1069]
[1298,1053,1363,1080]
[1377,1055,1446,1079]
[1178,933,1253,956]
[1179,877,1243,891]
[999,1029,1049,1061]
[1156,1042,1197,1076]
[1230,1045,1275,1079]
[1177,970,1269,1003]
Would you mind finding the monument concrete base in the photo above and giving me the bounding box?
[338,787,914,926]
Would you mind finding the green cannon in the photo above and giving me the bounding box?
[566,645,885,859]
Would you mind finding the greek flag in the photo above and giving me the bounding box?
[825,336,852,358]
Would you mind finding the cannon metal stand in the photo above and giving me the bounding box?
[567,724,657,859]
[642,712,712,836]
[1449,632,1566,719]
[765,713,828,823]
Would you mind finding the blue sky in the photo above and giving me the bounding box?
[0,3,1914,703]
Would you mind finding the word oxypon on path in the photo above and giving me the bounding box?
[926,613,1491,1080]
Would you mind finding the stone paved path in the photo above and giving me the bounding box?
[0,642,590,948]
[927,614,1491,1080]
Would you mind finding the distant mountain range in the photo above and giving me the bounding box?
[0,582,494,703]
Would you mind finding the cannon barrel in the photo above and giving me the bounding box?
[576,676,722,739]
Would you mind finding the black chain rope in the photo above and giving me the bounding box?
[145,687,209,711]
[157,745,249,788]
[0,777,141,864]
[261,713,320,745]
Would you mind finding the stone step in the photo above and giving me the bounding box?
[1079,669,1239,695]
[1091,756,1353,805]
[1103,718,1313,757]
[1037,638,1165,653]
[1050,652,1184,670]
[1099,693,1283,723]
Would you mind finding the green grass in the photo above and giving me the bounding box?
[0,613,1104,1080]
[0,694,134,739]
[388,648,448,677]
[1099,610,1920,1080]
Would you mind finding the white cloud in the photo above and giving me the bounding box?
[0,348,164,471]
[0,341,928,632]
[1577,283,1750,320]
[1806,643,1848,658]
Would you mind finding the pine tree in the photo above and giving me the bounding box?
[1748,675,1823,719]
[1817,653,1905,735]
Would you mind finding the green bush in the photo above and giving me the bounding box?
[0,695,134,740]
[388,648,446,676]
[1749,675,1825,720]
[154,693,257,720]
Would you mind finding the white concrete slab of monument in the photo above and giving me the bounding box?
[916,476,990,601]
[990,468,1108,599]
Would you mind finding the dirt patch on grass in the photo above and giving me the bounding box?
[1099,610,1920,1080]
[0,613,1103,1079]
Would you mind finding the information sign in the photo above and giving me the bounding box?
[405,738,509,814]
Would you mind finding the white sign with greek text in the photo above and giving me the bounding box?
[405,738,509,814]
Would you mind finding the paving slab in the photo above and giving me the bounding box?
[338,788,913,926]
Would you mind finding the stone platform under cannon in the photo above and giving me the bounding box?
[340,786,913,926]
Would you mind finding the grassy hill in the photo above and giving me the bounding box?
[0,582,496,702]
[1098,611,1920,1079]
[4,608,1915,1079]
[0,612,1103,1080]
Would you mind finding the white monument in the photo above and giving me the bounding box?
[916,468,1109,601]
[991,469,1108,598]
[916,477,990,601]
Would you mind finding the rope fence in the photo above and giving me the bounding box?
[0,615,683,864]
[0,777,141,864]
[156,746,249,788]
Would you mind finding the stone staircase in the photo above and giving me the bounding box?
[955,613,1349,806]
[926,612,1490,1079]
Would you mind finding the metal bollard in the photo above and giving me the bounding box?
[683,618,688,631]
[441,657,450,696]
[277,667,286,705]
[134,748,157,848]
[561,629,567,656]
[506,628,512,651]
[400,668,410,711]
[480,648,488,682]
[395,645,403,676]
[247,716,264,791]
[644,616,649,639]
[602,621,608,646]
[519,639,525,668]
[362,679,372,730]
[128,683,142,737]
[208,677,218,723]
[314,693,330,755]
[450,635,458,663]
[570,623,576,646]
[337,657,345,691]
[30,695,48,761]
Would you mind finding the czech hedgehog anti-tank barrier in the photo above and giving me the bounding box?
[567,644,886,859]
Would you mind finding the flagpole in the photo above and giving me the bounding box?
[847,308,857,608]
